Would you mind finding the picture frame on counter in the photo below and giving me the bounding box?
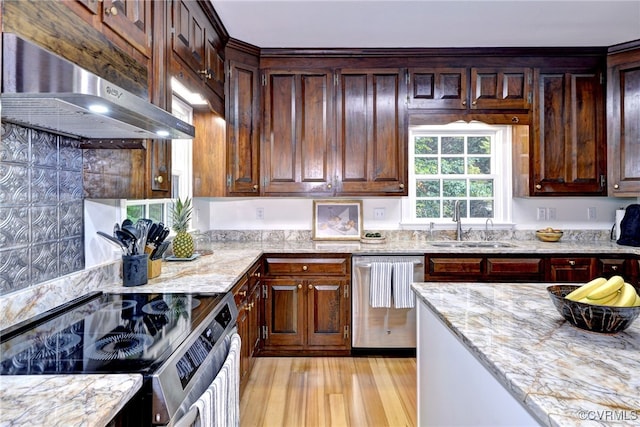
[312,200,363,240]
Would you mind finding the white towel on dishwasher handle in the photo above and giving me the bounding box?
[369,262,393,308]
[392,261,415,309]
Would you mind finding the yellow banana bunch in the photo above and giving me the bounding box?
[566,275,640,307]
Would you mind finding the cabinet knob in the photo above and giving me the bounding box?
[612,266,618,271]
[198,69,212,80]
[511,116,520,123]
[327,183,332,189]
[462,100,467,106]
[154,175,164,184]
[297,284,302,289]
[535,184,542,190]
[308,284,313,290]
[568,260,576,266]
[105,5,118,15]
[302,265,308,271]
[472,101,477,106]
[399,183,405,189]
[614,184,620,189]
[253,184,258,190]
[239,290,247,297]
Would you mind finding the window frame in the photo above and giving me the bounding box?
[402,122,513,227]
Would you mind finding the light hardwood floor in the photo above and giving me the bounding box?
[240,357,417,427]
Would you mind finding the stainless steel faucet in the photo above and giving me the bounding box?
[453,200,463,241]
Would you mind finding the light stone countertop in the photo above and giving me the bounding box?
[0,374,143,427]
[1,240,638,427]
[412,281,640,427]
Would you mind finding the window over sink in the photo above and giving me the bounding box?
[402,122,512,225]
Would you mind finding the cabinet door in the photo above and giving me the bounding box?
[102,0,152,58]
[306,279,349,348]
[336,69,407,195]
[148,141,171,196]
[531,70,606,195]
[262,71,335,195]
[408,68,467,109]
[227,60,260,195]
[470,68,531,110]
[607,49,640,196]
[548,258,596,282]
[172,0,205,76]
[263,278,305,348]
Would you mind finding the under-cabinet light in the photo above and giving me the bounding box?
[171,77,208,106]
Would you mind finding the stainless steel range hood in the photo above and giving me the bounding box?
[1,33,195,141]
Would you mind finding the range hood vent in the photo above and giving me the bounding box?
[1,33,195,141]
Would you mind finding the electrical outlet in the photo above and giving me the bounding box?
[536,207,547,221]
[547,208,557,221]
[374,208,385,219]
[587,207,597,220]
[256,207,264,220]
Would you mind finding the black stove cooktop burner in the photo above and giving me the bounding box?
[0,291,225,375]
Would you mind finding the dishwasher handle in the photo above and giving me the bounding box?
[354,261,424,268]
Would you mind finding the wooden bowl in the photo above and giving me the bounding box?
[536,230,563,242]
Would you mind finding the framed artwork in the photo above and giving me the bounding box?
[312,200,363,240]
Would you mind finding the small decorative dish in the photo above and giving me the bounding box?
[536,229,563,242]
[165,253,201,262]
[547,285,640,333]
[361,233,386,244]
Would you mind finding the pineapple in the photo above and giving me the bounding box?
[171,197,194,258]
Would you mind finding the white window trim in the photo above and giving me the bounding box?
[401,122,513,228]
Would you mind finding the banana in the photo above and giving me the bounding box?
[579,291,620,306]
[565,277,607,301]
[611,283,639,307]
[587,275,625,300]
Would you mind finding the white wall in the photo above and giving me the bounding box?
[192,196,638,232]
[84,199,124,267]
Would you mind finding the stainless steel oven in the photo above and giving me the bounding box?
[0,291,238,426]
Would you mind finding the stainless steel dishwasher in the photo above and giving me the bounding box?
[352,255,424,349]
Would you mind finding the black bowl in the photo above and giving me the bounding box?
[547,285,640,334]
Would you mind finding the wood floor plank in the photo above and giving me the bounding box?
[240,357,416,427]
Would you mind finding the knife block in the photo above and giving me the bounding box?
[148,258,162,279]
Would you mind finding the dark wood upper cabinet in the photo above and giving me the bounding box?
[607,42,640,197]
[408,67,531,111]
[101,0,152,58]
[261,70,335,196]
[336,68,407,195]
[530,68,606,196]
[408,68,467,109]
[470,68,531,110]
[226,55,261,196]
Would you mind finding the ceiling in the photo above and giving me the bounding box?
[210,0,640,49]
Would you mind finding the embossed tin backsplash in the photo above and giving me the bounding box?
[0,122,84,294]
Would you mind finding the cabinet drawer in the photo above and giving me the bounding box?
[265,257,348,276]
[427,257,483,277]
[598,258,627,277]
[486,258,544,280]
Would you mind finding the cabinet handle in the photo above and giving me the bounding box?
[614,184,620,189]
[302,265,308,271]
[253,272,261,277]
[198,69,212,80]
[612,266,618,271]
[568,260,576,266]
[472,101,477,106]
[399,183,405,189]
[238,290,247,297]
[105,5,118,15]
[308,284,313,290]
[297,284,302,289]
[253,184,258,191]
[535,184,542,190]
[154,175,164,184]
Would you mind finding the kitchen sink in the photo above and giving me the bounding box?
[429,241,515,248]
